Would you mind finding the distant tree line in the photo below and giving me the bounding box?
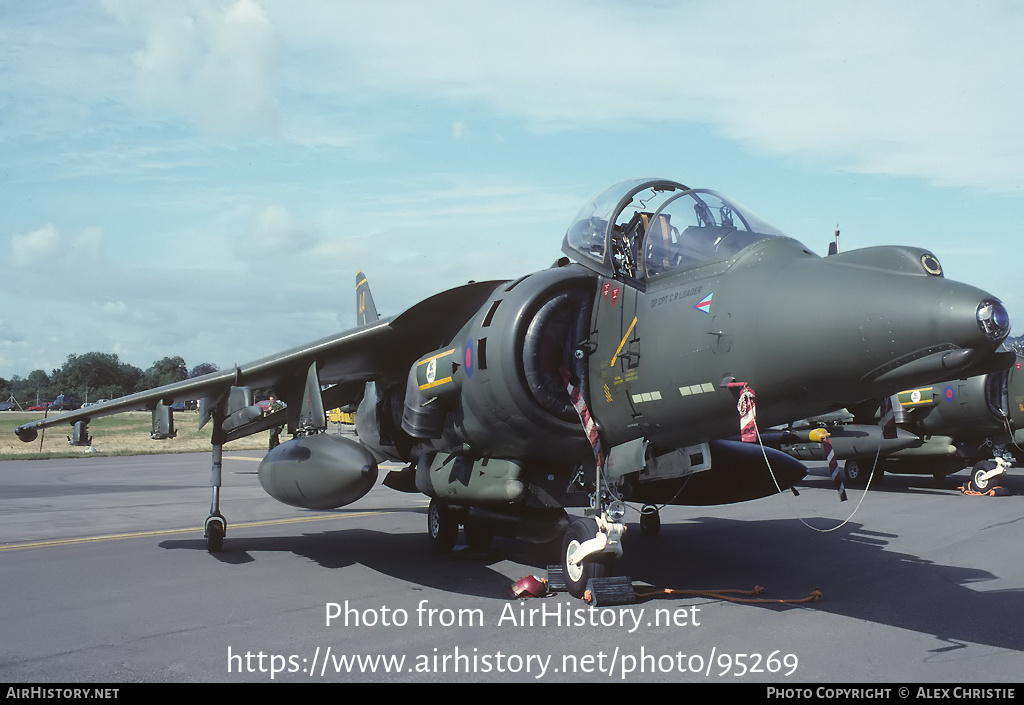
[0,353,220,407]
[2,336,1022,409]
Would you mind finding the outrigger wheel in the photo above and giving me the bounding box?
[204,514,226,553]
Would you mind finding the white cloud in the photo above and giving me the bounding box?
[237,204,320,260]
[10,225,102,270]
[75,227,104,260]
[268,0,1024,192]
[3,0,1023,375]
[11,225,62,268]
[11,1,1024,191]
[694,4,1024,192]
[108,0,281,137]
[94,301,128,317]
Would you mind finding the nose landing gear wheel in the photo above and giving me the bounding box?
[562,517,610,598]
[969,460,1000,494]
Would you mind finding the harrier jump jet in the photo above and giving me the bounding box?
[15,178,1013,597]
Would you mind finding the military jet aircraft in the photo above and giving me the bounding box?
[14,178,1014,597]
[777,356,1023,491]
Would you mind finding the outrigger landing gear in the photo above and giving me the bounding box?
[198,381,276,554]
[204,439,227,553]
[205,513,226,553]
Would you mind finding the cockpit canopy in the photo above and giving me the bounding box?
[562,178,787,281]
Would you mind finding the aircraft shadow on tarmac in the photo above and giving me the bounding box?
[158,506,558,600]
[616,515,1024,654]
[159,481,1024,654]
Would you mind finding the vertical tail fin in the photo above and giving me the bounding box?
[356,270,379,326]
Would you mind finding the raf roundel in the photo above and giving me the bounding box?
[464,340,474,378]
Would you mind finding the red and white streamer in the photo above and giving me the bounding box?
[560,367,604,470]
[824,437,848,502]
[735,384,757,443]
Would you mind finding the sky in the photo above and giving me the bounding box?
[1,0,1022,380]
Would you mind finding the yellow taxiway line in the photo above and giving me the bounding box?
[0,508,421,552]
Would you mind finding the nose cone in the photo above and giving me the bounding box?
[859,284,1012,395]
[930,283,1011,354]
[746,243,1013,409]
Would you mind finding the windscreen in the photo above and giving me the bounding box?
[643,190,785,277]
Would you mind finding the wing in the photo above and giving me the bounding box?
[15,279,505,444]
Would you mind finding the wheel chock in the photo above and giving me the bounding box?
[545,565,566,592]
[584,576,636,606]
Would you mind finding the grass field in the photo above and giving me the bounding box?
[0,410,270,460]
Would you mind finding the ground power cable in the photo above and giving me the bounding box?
[630,584,822,605]
[754,420,881,533]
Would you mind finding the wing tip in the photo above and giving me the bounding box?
[14,424,39,443]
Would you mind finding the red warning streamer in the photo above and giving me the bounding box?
[728,382,757,443]
[560,367,604,470]
[824,437,848,502]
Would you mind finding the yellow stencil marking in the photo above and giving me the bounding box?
[611,317,638,368]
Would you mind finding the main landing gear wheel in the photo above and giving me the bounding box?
[428,498,458,553]
[639,505,661,536]
[562,517,611,599]
[205,516,225,553]
[843,459,869,488]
